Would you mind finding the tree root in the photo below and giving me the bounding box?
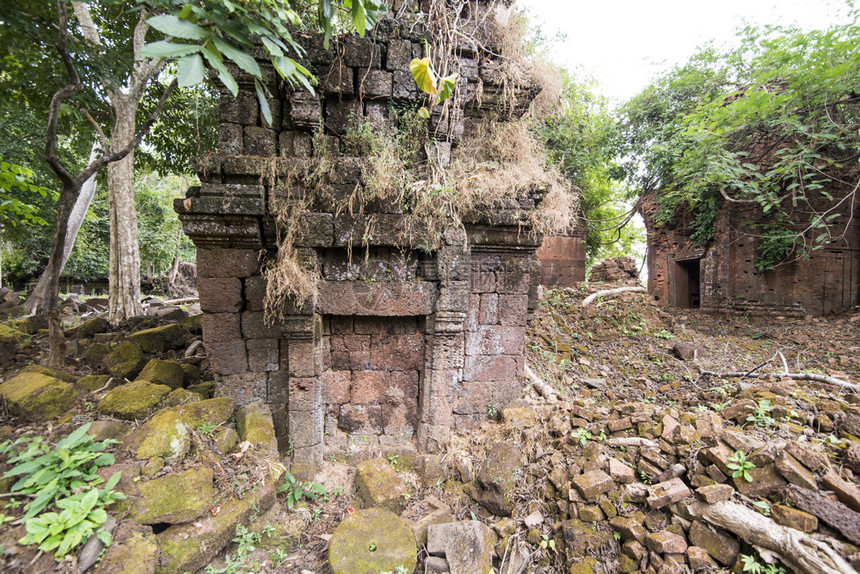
[682,500,856,574]
[581,286,646,307]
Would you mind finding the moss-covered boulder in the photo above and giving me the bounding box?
[180,363,200,385]
[181,314,202,334]
[124,398,234,460]
[19,313,48,334]
[328,508,417,574]
[127,323,185,353]
[97,380,171,420]
[187,381,215,398]
[102,341,146,380]
[214,427,239,455]
[0,372,78,421]
[131,466,215,524]
[474,442,522,517]
[88,420,131,442]
[156,484,276,574]
[236,402,277,456]
[83,342,110,367]
[137,359,185,389]
[94,521,158,574]
[0,323,28,366]
[161,388,202,407]
[77,374,112,392]
[21,364,78,384]
[354,459,409,514]
[76,316,111,340]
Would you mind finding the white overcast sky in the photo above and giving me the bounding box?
[519,0,854,104]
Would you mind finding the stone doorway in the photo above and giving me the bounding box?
[673,258,701,308]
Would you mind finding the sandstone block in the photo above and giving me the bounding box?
[328,508,417,574]
[573,470,614,500]
[647,477,691,509]
[644,530,687,554]
[775,450,817,491]
[771,504,817,532]
[354,458,408,514]
[695,484,734,504]
[688,520,738,565]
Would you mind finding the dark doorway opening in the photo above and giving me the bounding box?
[674,259,701,308]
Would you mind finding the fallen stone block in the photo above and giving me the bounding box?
[647,477,691,509]
[354,458,408,514]
[328,508,417,574]
[688,519,739,566]
[572,469,614,500]
[427,521,494,574]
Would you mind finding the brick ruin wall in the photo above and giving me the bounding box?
[536,232,586,287]
[176,9,549,477]
[641,193,860,316]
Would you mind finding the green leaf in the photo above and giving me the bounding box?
[437,73,459,103]
[177,54,205,87]
[137,41,201,60]
[410,58,436,95]
[418,107,430,119]
[103,471,122,492]
[351,0,367,36]
[212,37,261,78]
[147,14,208,40]
[58,424,92,449]
[255,80,273,127]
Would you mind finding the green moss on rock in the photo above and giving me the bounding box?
[82,342,110,366]
[354,459,408,514]
[21,364,78,383]
[0,372,78,421]
[236,402,277,456]
[127,323,185,353]
[97,379,171,420]
[76,374,111,392]
[76,316,111,339]
[93,522,158,574]
[132,466,215,524]
[161,388,202,407]
[102,341,146,379]
[187,380,215,398]
[137,359,185,389]
[328,508,417,574]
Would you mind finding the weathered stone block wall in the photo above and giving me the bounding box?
[177,8,550,476]
[537,233,587,287]
[641,193,860,316]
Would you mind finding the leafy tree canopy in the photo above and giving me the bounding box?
[619,8,860,268]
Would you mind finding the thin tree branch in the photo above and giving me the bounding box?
[81,108,110,150]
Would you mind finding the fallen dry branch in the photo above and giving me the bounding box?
[606,437,659,449]
[700,369,858,393]
[581,286,646,308]
[158,297,199,306]
[524,364,560,401]
[685,500,856,574]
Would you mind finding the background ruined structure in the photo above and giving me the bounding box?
[641,189,860,316]
[175,6,562,477]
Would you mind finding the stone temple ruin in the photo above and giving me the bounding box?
[176,7,559,477]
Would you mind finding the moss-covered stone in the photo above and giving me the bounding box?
[82,342,110,366]
[328,508,417,574]
[19,313,48,334]
[181,314,202,334]
[0,323,28,366]
[474,442,522,516]
[236,402,277,456]
[161,388,202,407]
[156,484,276,574]
[250,503,304,553]
[0,323,28,341]
[21,364,78,383]
[124,398,234,460]
[77,316,111,340]
[77,374,112,392]
[102,341,146,379]
[354,458,408,514]
[132,466,215,524]
[88,420,131,442]
[94,521,158,574]
[187,380,215,398]
[569,556,599,574]
[180,363,200,385]
[0,372,78,421]
[137,359,185,389]
[214,427,239,454]
[141,457,165,478]
[127,323,185,353]
[97,380,171,420]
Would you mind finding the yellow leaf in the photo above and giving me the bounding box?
[410,57,436,95]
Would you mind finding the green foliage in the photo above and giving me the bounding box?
[571,428,592,446]
[621,11,860,266]
[746,400,776,428]
[277,471,327,510]
[136,172,186,275]
[0,156,54,238]
[1,423,121,520]
[1,424,125,560]
[741,552,787,574]
[727,451,755,482]
[204,523,273,574]
[535,71,643,267]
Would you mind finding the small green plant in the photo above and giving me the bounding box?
[740,552,787,574]
[539,533,556,552]
[487,397,498,419]
[654,329,673,340]
[746,400,776,428]
[752,500,771,516]
[709,401,731,412]
[727,451,755,482]
[205,524,264,574]
[278,472,327,510]
[269,547,288,568]
[19,485,124,559]
[387,454,400,468]
[197,422,217,437]
[640,472,653,485]
[0,423,120,521]
[571,428,592,446]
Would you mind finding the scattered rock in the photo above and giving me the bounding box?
[136,359,186,389]
[328,508,417,574]
[354,458,408,514]
[0,371,78,421]
[101,341,146,380]
[131,466,215,524]
[126,323,185,353]
[427,521,494,574]
[97,380,171,420]
[474,442,523,516]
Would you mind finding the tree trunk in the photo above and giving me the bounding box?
[27,142,100,313]
[107,92,142,325]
